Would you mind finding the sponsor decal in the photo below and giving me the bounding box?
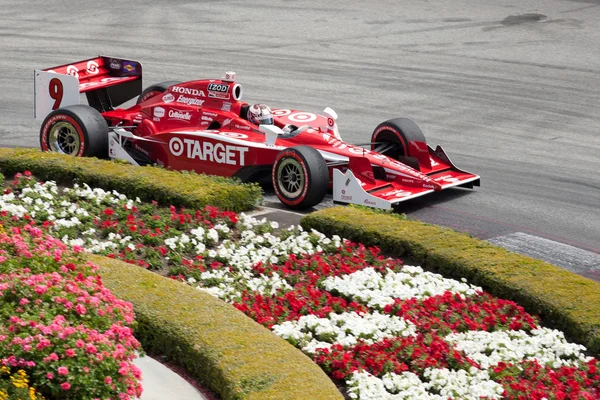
[288,112,317,123]
[219,132,248,139]
[401,178,415,184]
[122,62,136,73]
[162,93,175,103]
[109,59,121,69]
[222,118,232,125]
[223,71,235,81]
[153,107,164,122]
[171,86,206,97]
[327,117,334,127]
[423,184,435,189]
[221,102,231,111]
[434,174,459,183]
[272,109,291,116]
[168,137,248,165]
[153,107,165,118]
[322,133,347,149]
[86,60,99,75]
[209,91,230,100]
[207,83,230,99]
[201,121,209,125]
[134,144,150,156]
[364,199,376,206]
[361,171,375,180]
[201,116,213,122]
[430,158,439,167]
[168,109,192,121]
[234,124,250,131]
[381,189,411,198]
[207,83,229,92]
[133,113,143,123]
[66,65,79,79]
[78,77,122,90]
[341,194,352,201]
[349,146,369,155]
[202,112,218,117]
[176,95,204,106]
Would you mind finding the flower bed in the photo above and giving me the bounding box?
[1,172,599,399]
[0,218,142,398]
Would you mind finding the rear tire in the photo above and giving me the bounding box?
[40,105,108,158]
[272,146,328,210]
[371,118,426,170]
[137,81,180,104]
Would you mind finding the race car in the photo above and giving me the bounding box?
[34,56,480,210]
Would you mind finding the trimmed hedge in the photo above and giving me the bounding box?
[0,148,262,213]
[301,206,600,356]
[92,255,343,400]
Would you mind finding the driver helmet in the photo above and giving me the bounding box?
[247,104,274,125]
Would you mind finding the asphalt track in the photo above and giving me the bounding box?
[1,0,599,276]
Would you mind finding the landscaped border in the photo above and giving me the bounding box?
[301,206,600,356]
[0,148,262,213]
[92,255,342,400]
[0,149,342,399]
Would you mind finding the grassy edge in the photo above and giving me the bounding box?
[301,206,600,356]
[92,255,343,400]
[0,148,262,213]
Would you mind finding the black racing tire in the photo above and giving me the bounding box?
[40,105,108,158]
[272,146,329,210]
[136,81,181,104]
[370,118,427,170]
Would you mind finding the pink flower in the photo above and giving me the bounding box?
[46,372,54,380]
[60,382,71,390]
[65,349,76,357]
[75,304,86,315]
[57,366,69,376]
[105,376,112,385]
[19,298,30,305]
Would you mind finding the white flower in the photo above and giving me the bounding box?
[322,266,481,309]
[445,328,592,370]
[272,312,416,354]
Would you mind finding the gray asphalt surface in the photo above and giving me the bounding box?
[1,1,598,260]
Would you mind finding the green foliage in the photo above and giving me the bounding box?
[301,206,600,356]
[0,148,262,213]
[92,255,343,400]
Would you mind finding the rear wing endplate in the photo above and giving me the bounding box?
[34,56,142,120]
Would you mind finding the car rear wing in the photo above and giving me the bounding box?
[34,56,143,120]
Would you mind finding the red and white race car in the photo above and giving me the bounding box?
[34,56,480,210]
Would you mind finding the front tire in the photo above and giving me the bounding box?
[136,81,180,104]
[371,118,427,170]
[40,105,108,158]
[272,146,328,210]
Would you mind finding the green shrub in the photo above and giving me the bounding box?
[301,206,600,356]
[0,148,262,213]
[91,255,343,400]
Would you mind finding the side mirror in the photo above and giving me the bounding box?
[259,124,285,146]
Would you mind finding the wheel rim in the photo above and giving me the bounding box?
[277,157,305,199]
[48,121,80,155]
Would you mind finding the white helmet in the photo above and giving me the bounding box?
[247,104,274,125]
